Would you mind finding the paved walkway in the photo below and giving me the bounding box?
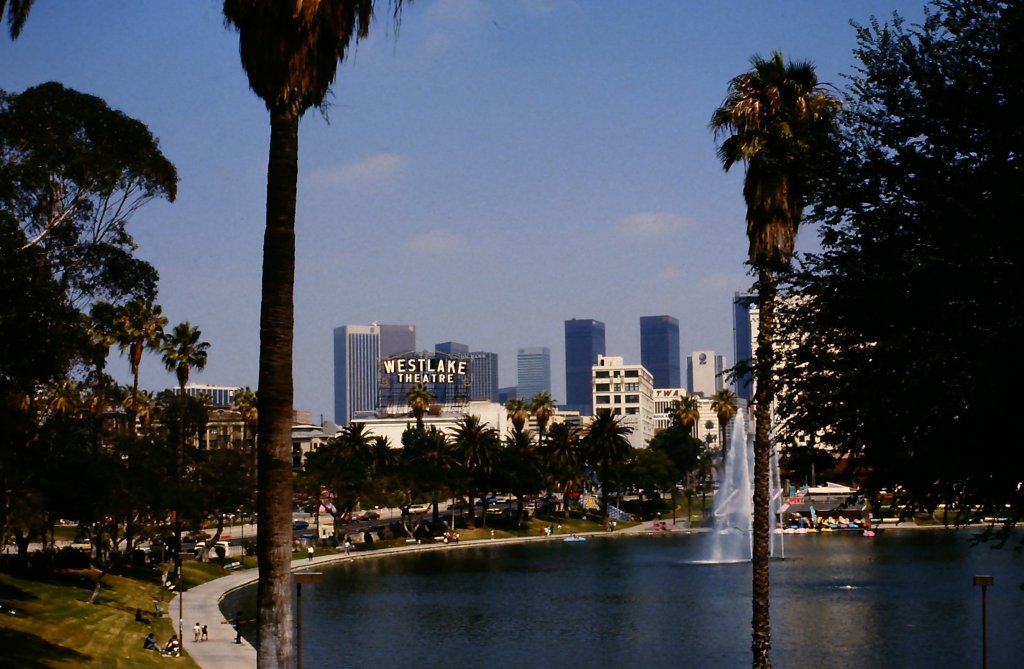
[172,519,694,669]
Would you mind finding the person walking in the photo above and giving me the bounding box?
[233,611,243,644]
[193,621,201,642]
[307,545,314,561]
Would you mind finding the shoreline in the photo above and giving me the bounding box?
[173,518,1001,669]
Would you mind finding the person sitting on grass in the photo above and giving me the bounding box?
[163,634,181,656]
[143,633,159,651]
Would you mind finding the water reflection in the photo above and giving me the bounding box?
[224,531,1022,669]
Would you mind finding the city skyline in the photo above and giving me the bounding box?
[2,1,928,423]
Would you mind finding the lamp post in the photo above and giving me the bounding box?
[294,572,323,669]
[973,575,993,669]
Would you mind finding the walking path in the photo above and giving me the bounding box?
[172,519,691,669]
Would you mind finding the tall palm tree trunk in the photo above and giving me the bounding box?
[751,268,776,669]
[256,106,298,669]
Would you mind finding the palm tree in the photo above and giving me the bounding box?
[1,0,34,39]
[544,421,582,518]
[529,391,556,447]
[711,51,839,669]
[505,398,528,433]
[451,414,499,527]
[581,409,633,520]
[670,395,701,437]
[222,3,404,663]
[115,299,167,433]
[160,321,209,576]
[710,389,739,458]
[233,386,258,465]
[406,382,434,431]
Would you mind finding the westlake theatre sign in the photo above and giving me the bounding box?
[381,356,468,384]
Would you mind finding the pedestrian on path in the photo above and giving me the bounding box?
[233,611,243,644]
[307,545,314,561]
[193,621,201,642]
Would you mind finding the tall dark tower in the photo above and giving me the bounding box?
[733,292,756,401]
[640,315,681,389]
[564,318,605,415]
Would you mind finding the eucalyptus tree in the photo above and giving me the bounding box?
[711,51,840,669]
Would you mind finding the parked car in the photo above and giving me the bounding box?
[292,520,309,530]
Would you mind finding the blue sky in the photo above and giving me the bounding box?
[2,1,927,422]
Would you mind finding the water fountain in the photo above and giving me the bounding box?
[696,411,782,563]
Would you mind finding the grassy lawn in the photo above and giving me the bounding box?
[0,565,200,669]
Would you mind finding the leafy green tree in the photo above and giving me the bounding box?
[401,425,454,526]
[0,82,176,305]
[627,448,680,519]
[581,409,633,520]
[778,0,1024,528]
[222,3,404,661]
[711,51,840,668]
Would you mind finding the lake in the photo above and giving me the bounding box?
[225,529,1022,668]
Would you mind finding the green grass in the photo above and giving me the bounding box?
[0,566,201,669]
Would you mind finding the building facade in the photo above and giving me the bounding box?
[686,350,726,397]
[468,351,499,402]
[640,315,681,389]
[591,355,655,449]
[564,318,605,415]
[516,346,551,402]
[333,323,416,425]
[733,292,757,400]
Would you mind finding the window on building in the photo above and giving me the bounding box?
[625,370,638,377]
[595,371,609,378]
[596,395,610,405]
[614,395,621,404]
[596,383,610,392]
[625,407,638,415]
[613,383,621,391]
[624,382,639,391]
[625,394,639,404]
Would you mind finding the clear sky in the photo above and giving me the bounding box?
[3,1,927,423]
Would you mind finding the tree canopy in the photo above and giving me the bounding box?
[777,0,1023,527]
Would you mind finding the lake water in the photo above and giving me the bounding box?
[225,529,1022,669]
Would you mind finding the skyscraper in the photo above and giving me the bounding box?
[686,350,726,397]
[733,292,757,400]
[468,351,499,402]
[333,323,415,424]
[516,346,551,402]
[640,315,681,389]
[564,318,605,415]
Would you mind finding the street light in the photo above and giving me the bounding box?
[294,572,324,669]
[973,575,993,669]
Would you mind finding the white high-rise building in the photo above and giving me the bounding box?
[686,350,726,397]
[591,355,655,449]
[333,323,415,425]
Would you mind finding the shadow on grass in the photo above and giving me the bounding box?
[0,627,91,668]
[0,580,39,603]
